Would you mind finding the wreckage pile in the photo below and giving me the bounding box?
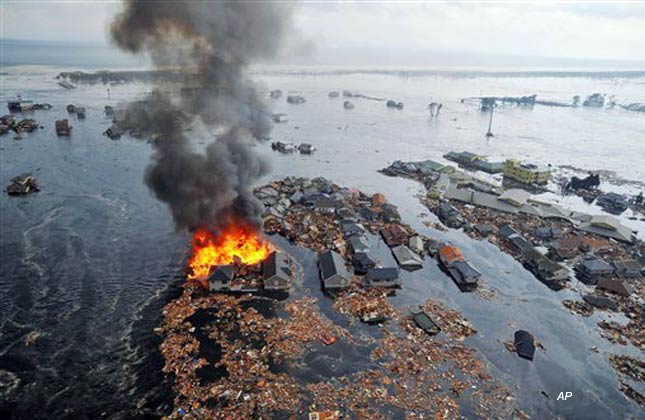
[0,115,41,137]
[157,177,524,418]
[6,174,39,196]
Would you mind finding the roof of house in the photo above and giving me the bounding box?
[365,267,399,281]
[499,224,519,238]
[349,236,370,253]
[411,311,441,335]
[578,217,635,243]
[579,259,614,272]
[208,265,235,282]
[392,245,423,268]
[597,279,632,297]
[499,189,531,207]
[452,260,481,279]
[263,251,291,281]
[319,250,350,280]
[613,259,642,272]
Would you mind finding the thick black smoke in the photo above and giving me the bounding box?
[110,0,293,232]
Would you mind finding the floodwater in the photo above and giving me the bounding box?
[1,65,644,419]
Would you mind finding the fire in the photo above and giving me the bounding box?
[187,223,272,281]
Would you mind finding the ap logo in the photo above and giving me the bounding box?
[557,392,573,400]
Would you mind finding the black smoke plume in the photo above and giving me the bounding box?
[110,0,293,232]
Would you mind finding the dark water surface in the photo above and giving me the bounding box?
[1,66,644,419]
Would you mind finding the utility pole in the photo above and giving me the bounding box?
[485,102,494,138]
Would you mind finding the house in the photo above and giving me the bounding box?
[449,261,481,290]
[7,100,34,112]
[271,141,296,153]
[380,203,401,221]
[263,251,292,290]
[613,259,642,278]
[312,198,340,214]
[583,295,618,311]
[438,202,465,228]
[55,119,71,136]
[444,151,484,166]
[286,95,306,104]
[299,143,315,154]
[514,330,536,361]
[498,189,531,207]
[523,247,569,286]
[380,225,408,247]
[475,224,495,237]
[207,265,235,292]
[371,193,387,206]
[575,259,615,285]
[596,278,632,297]
[596,192,628,215]
[443,151,504,174]
[348,236,370,254]
[411,310,441,335]
[534,226,563,240]
[352,252,378,275]
[341,220,365,238]
[498,224,519,239]
[391,245,423,270]
[578,215,635,243]
[318,250,351,289]
[408,236,424,254]
[550,236,582,260]
[503,159,551,185]
[272,113,288,123]
[508,234,532,252]
[364,267,401,288]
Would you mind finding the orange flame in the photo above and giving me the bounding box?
[187,223,272,281]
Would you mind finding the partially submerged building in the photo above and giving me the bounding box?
[352,252,378,275]
[411,310,441,335]
[55,119,71,136]
[503,159,551,186]
[575,258,615,285]
[391,245,423,270]
[364,267,401,288]
[318,250,351,289]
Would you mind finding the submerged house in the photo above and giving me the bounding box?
[411,310,441,335]
[391,245,423,270]
[613,259,643,278]
[352,252,378,275]
[449,261,481,290]
[263,251,292,290]
[348,236,370,254]
[364,267,401,288]
[318,250,351,289]
[438,203,465,228]
[380,225,408,247]
[575,258,615,285]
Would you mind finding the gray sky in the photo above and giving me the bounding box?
[2,1,645,67]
